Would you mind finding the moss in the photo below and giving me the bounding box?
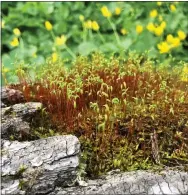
[9,52,188,177]
[15,164,27,178]
[18,179,26,190]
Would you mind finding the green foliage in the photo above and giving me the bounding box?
[19,179,26,190]
[2,1,188,85]
[7,53,188,177]
[18,164,27,174]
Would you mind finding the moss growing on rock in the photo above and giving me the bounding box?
[8,53,188,177]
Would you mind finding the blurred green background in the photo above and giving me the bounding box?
[1,1,188,83]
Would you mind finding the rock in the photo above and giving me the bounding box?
[1,117,30,140]
[1,135,80,195]
[1,102,43,140]
[1,87,25,106]
[1,180,25,195]
[2,102,42,119]
[51,170,188,194]
[1,100,7,108]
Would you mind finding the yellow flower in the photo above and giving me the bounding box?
[160,21,166,29]
[171,37,180,48]
[181,65,188,82]
[2,20,5,28]
[79,15,85,22]
[45,21,53,31]
[84,20,92,29]
[13,28,21,36]
[154,26,164,36]
[121,28,127,35]
[136,25,143,34]
[115,7,122,15]
[92,21,99,31]
[177,30,186,41]
[166,34,174,43]
[10,37,19,47]
[157,2,162,6]
[150,9,158,18]
[147,22,155,32]
[166,35,181,48]
[55,35,67,46]
[52,52,58,63]
[157,41,171,54]
[101,6,112,18]
[170,4,176,12]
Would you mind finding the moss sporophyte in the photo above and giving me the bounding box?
[7,53,188,176]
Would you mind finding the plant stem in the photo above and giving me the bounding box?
[97,31,106,44]
[89,29,93,40]
[83,26,87,42]
[50,30,56,40]
[107,18,121,45]
[81,22,87,42]
[19,37,25,59]
[65,45,76,59]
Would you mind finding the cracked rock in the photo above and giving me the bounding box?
[50,170,188,195]
[1,135,80,195]
[1,102,43,141]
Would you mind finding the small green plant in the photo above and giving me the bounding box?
[19,179,26,190]
[10,135,15,141]
[7,52,188,177]
[18,164,27,175]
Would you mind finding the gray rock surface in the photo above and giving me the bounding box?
[1,102,42,140]
[51,169,188,195]
[1,135,80,195]
[2,102,43,120]
[1,100,7,108]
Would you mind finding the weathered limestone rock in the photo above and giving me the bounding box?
[2,102,43,120]
[51,169,188,195]
[1,102,42,140]
[1,135,80,195]
[1,117,30,140]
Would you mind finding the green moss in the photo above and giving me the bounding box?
[19,179,26,190]
[9,52,188,177]
[16,164,27,177]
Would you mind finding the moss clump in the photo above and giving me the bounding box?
[8,53,188,177]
